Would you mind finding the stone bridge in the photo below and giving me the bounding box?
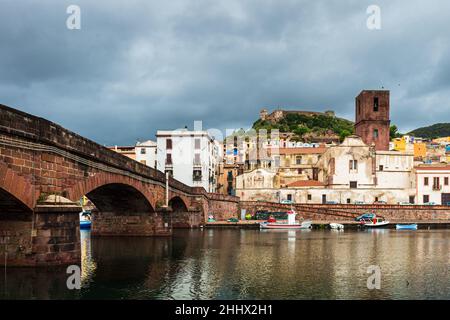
[0,104,239,267]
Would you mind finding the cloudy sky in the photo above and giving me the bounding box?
[1,0,450,145]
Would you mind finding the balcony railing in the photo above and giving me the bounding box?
[432,185,442,191]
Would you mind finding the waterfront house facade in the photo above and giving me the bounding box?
[156,129,221,192]
[414,165,450,205]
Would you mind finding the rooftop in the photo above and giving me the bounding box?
[286,180,325,188]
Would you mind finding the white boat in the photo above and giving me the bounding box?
[329,223,344,230]
[360,217,389,228]
[260,209,312,230]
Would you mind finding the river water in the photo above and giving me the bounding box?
[1,228,449,299]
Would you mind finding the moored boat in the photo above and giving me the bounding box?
[330,223,344,230]
[396,224,418,230]
[360,216,389,228]
[260,209,312,230]
[80,211,92,230]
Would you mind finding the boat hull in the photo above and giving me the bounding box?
[330,223,344,230]
[80,220,92,230]
[363,221,390,228]
[396,224,417,230]
[260,221,312,230]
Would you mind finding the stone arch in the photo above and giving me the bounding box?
[169,196,188,212]
[86,183,155,214]
[67,172,156,209]
[0,162,35,211]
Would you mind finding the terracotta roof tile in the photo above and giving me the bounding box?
[286,180,324,187]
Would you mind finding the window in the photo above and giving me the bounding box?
[166,139,172,150]
[287,194,292,201]
[373,129,379,139]
[357,99,361,114]
[193,169,202,181]
[194,153,201,165]
[350,181,358,189]
[349,159,358,171]
[374,97,379,112]
[140,148,146,154]
[297,168,303,174]
[445,177,449,186]
[166,153,172,165]
[296,156,302,165]
[424,177,429,186]
[375,197,379,202]
[307,194,312,201]
[409,196,415,204]
[433,177,440,190]
[347,198,351,204]
[227,171,233,181]
[379,165,384,171]
[195,138,201,149]
[423,195,429,203]
[322,194,327,204]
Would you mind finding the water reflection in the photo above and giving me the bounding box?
[0,229,449,299]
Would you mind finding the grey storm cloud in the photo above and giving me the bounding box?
[1,0,450,145]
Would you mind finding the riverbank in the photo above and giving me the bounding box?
[204,220,450,229]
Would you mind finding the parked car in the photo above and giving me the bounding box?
[280,199,293,204]
[398,201,412,205]
[354,200,367,205]
[373,200,387,204]
[355,213,376,221]
[326,200,339,204]
[423,202,437,205]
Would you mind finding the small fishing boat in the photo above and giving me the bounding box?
[260,209,312,230]
[396,224,418,230]
[80,211,92,230]
[330,223,344,230]
[360,216,389,228]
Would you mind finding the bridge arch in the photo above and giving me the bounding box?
[169,196,188,212]
[0,162,35,210]
[67,172,156,209]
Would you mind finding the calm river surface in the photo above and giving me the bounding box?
[1,228,450,299]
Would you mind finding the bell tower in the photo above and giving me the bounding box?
[355,90,390,151]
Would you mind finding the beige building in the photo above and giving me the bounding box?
[236,135,415,204]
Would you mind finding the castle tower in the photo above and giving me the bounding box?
[260,109,268,121]
[355,90,390,151]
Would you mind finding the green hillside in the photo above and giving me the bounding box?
[252,112,354,141]
[408,123,450,139]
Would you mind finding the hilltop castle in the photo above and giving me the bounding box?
[259,109,336,122]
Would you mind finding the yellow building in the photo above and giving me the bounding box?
[414,143,427,158]
[393,138,406,152]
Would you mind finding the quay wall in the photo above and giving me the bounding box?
[239,201,450,221]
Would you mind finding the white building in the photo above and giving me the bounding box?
[415,165,450,204]
[156,129,221,192]
[135,140,157,168]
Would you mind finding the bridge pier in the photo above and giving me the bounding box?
[91,208,172,236]
[1,196,81,267]
[171,208,203,228]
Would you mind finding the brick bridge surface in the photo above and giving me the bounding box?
[0,104,239,266]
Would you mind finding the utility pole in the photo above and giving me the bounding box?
[165,171,169,207]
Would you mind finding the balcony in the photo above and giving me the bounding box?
[432,185,442,191]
